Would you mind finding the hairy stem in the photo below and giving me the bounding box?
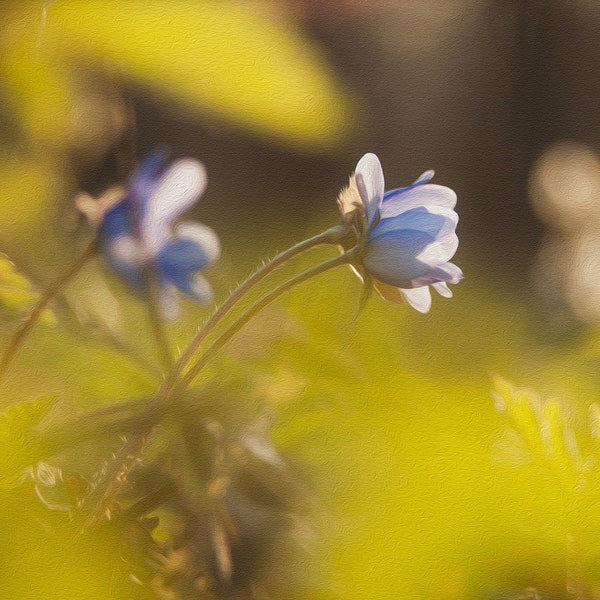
[177,252,352,391]
[77,236,353,528]
[77,430,153,530]
[159,224,349,393]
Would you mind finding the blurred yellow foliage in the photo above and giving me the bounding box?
[0,155,58,239]
[0,253,54,323]
[26,0,352,150]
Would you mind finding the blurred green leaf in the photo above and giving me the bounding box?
[46,0,353,149]
[0,253,54,323]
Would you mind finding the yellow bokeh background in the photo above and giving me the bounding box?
[1,2,600,599]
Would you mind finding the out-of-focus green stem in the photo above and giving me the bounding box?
[77,429,153,530]
[44,250,354,456]
[0,238,98,383]
[77,232,353,528]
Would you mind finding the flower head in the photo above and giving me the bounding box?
[98,151,220,318]
[339,153,462,313]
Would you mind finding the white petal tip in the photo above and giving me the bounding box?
[357,152,381,166]
[189,274,215,305]
[354,153,385,225]
[158,285,180,321]
[432,281,453,298]
[108,235,143,267]
[415,170,435,184]
[400,286,432,313]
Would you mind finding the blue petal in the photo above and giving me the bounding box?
[369,206,450,241]
[100,200,135,240]
[364,229,434,287]
[156,238,211,294]
[129,149,168,212]
[412,262,464,286]
[383,180,426,200]
[101,150,169,251]
[136,149,168,181]
[381,183,457,219]
[380,171,434,206]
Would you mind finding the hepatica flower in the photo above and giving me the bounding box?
[339,153,462,313]
[99,151,220,318]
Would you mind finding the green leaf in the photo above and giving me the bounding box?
[46,0,353,149]
[0,253,54,324]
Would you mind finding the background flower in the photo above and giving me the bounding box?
[100,152,220,318]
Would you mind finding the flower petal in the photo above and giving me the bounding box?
[165,271,214,305]
[435,262,463,284]
[155,236,216,306]
[399,286,432,313]
[186,273,215,304]
[381,183,457,219]
[354,153,384,226]
[432,281,452,298]
[129,149,168,207]
[436,261,463,284]
[158,284,180,320]
[369,206,457,242]
[417,233,459,266]
[414,170,435,185]
[156,237,213,283]
[101,199,135,240]
[363,229,434,287]
[175,222,220,265]
[142,159,208,253]
[413,262,464,287]
[104,234,145,290]
[378,170,435,207]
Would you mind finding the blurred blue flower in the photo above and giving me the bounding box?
[100,151,220,318]
[339,153,462,313]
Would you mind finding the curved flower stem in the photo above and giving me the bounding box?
[50,251,354,454]
[76,241,353,529]
[159,224,349,393]
[175,251,353,392]
[0,237,98,382]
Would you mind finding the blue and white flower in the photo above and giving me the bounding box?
[339,153,462,313]
[99,151,220,318]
